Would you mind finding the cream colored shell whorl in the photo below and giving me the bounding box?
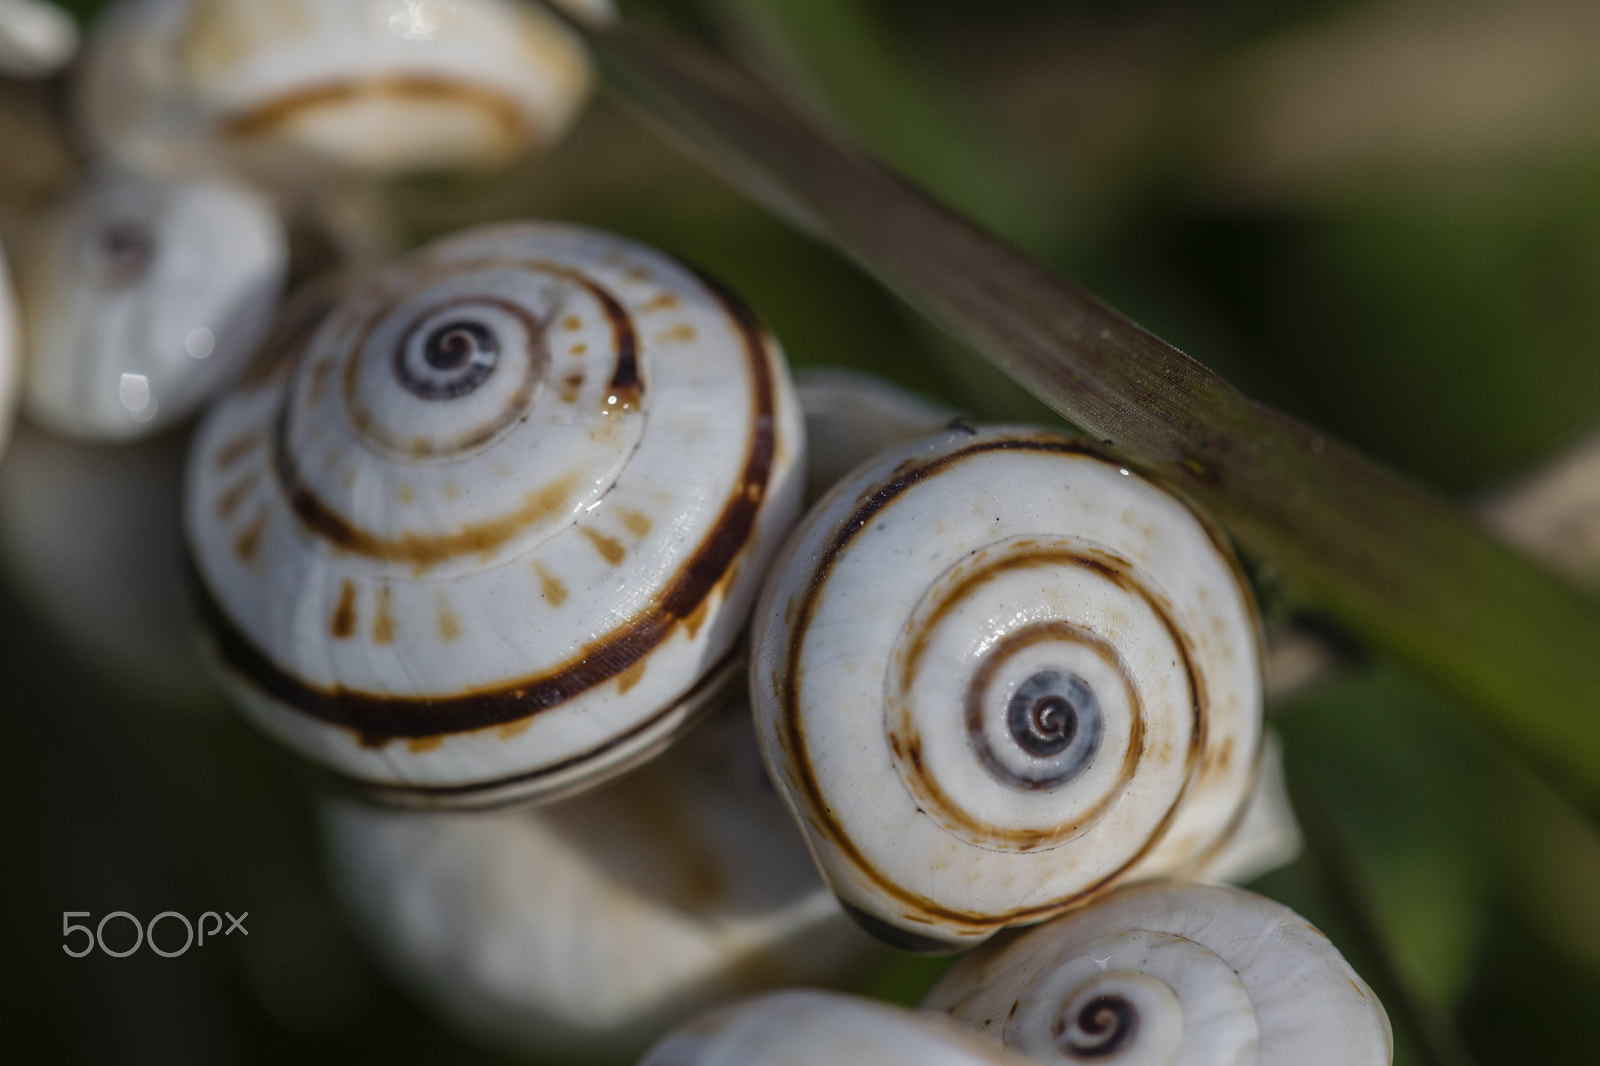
[77,0,600,187]
[924,881,1393,1065]
[750,425,1262,950]
[322,700,881,1061]
[184,221,803,808]
[18,169,287,440]
[641,990,1036,1066]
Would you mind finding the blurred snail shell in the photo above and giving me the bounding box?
[750,424,1262,950]
[1188,731,1301,885]
[323,700,882,1061]
[795,366,956,502]
[184,221,804,807]
[923,880,1392,1065]
[17,169,287,441]
[77,0,600,187]
[0,0,76,77]
[641,989,1035,1066]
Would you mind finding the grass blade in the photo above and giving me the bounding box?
[575,21,1600,796]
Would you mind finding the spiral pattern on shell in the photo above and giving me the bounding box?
[184,221,803,807]
[750,425,1262,949]
[923,881,1393,1065]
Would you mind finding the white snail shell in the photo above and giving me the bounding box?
[1188,731,1301,886]
[641,989,1035,1066]
[77,0,600,187]
[795,366,957,503]
[184,221,804,808]
[923,880,1393,1065]
[0,0,76,77]
[17,169,287,441]
[323,700,882,1060]
[750,424,1262,949]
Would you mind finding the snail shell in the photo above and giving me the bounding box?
[0,0,76,77]
[184,220,804,807]
[923,880,1393,1065]
[641,989,1035,1066]
[77,0,599,187]
[794,366,956,502]
[750,424,1262,949]
[323,700,882,1061]
[17,169,287,441]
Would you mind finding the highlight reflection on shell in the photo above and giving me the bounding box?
[184,220,803,808]
[750,425,1262,949]
[924,881,1392,1065]
[77,0,600,186]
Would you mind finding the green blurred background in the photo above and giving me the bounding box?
[6,0,1600,1062]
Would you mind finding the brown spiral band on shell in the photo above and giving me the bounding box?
[780,438,1207,936]
[1057,995,1138,1059]
[220,75,538,146]
[190,269,775,744]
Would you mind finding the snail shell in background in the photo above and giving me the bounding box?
[77,0,601,187]
[794,366,956,503]
[17,169,287,441]
[923,880,1392,1065]
[0,0,76,77]
[641,989,1035,1066]
[751,424,1262,950]
[323,700,882,1062]
[184,221,804,808]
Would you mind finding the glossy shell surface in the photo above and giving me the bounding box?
[641,990,1035,1066]
[924,880,1392,1065]
[750,425,1262,949]
[324,701,880,1061]
[78,0,596,185]
[18,170,286,440]
[185,221,803,807]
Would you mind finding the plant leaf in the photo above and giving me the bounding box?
[578,20,1600,797]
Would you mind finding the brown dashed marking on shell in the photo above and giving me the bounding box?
[398,483,414,505]
[497,718,533,740]
[558,372,584,403]
[533,562,567,606]
[580,526,626,566]
[331,579,357,639]
[642,292,679,312]
[407,735,444,754]
[234,510,268,562]
[437,597,462,642]
[656,323,697,344]
[372,586,395,645]
[615,660,646,695]
[682,596,710,641]
[215,430,262,471]
[562,315,582,331]
[617,508,653,538]
[305,358,335,406]
[216,472,258,519]
[624,266,652,283]
[569,343,587,356]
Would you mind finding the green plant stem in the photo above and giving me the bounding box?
[571,19,1600,800]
